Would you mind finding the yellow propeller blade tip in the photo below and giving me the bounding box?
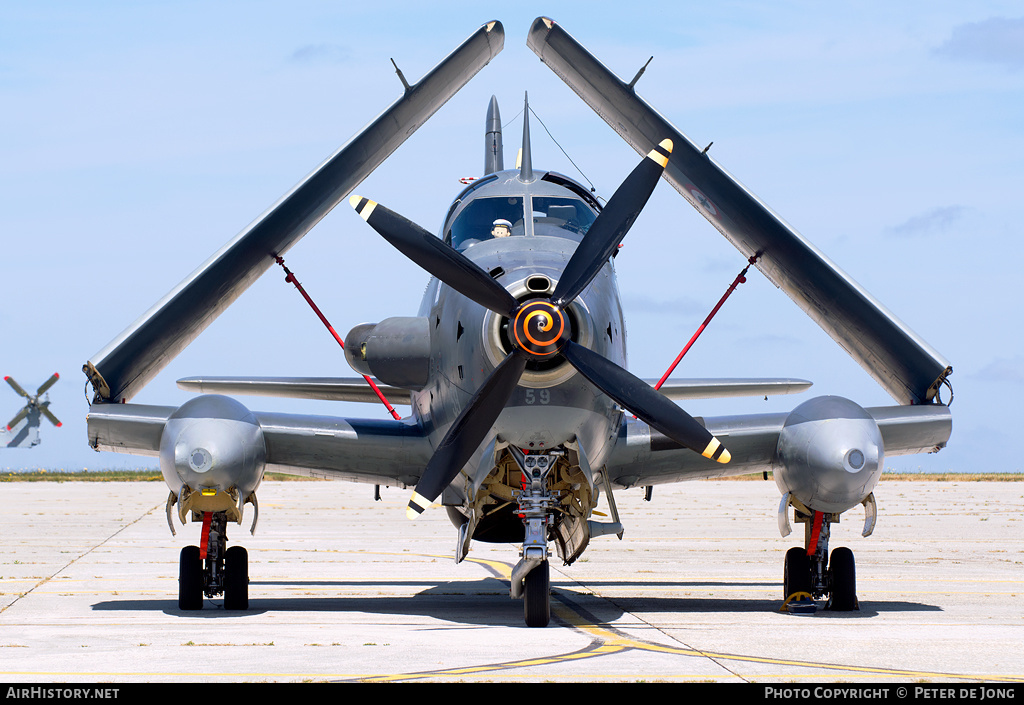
[406,491,429,520]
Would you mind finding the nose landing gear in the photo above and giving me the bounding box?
[509,449,560,627]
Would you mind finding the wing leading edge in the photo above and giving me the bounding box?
[607,403,952,488]
[527,17,951,406]
[87,403,431,487]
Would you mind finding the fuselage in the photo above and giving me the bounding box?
[410,168,626,503]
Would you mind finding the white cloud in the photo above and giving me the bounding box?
[289,43,351,64]
[886,206,970,238]
[934,17,1024,70]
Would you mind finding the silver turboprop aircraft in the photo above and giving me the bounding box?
[84,19,952,626]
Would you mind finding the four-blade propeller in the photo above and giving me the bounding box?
[5,374,61,430]
[352,138,730,519]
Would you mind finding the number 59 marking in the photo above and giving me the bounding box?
[524,389,550,405]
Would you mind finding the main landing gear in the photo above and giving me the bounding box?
[178,511,249,611]
[782,507,858,613]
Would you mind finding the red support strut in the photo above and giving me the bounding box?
[807,510,824,557]
[274,256,401,421]
[199,511,212,559]
[653,253,761,390]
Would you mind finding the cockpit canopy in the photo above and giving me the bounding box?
[443,171,601,251]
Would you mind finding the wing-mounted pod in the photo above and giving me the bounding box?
[527,17,951,406]
[774,396,883,519]
[159,395,266,535]
[774,395,892,549]
[343,316,432,390]
[84,21,504,404]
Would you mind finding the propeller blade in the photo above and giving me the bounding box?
[5,376,29,399]
[562,340,730,463]
[550,139,672,307]
[407,352,527,519]
[36,372,59,396]
[6,405,30,431]
[351,195,519,317]
[39,402,62,428]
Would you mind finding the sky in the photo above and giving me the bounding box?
[1,1,1022,473]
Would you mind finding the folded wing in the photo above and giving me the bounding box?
[527,17,951,406]
[84,21,504,403]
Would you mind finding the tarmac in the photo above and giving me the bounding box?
[0,478,1022,683]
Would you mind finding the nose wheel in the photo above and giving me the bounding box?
[509,449,558,627]
[523,560,550,627]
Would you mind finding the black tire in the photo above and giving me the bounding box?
[179,545,204,611]
[828,546,858,611]
[784,546,812,601]
[224,545,249,611]
[523,561,550,628]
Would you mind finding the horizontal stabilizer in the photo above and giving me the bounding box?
[528,17,951,405]
[649,377,810,400]
[177,376,412,404]
[85,21,504,403]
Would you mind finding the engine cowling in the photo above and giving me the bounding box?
[774,396,883,514]
[159,395,266,512]
[343,316,431,389]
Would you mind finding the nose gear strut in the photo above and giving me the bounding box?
[508,448,561,627]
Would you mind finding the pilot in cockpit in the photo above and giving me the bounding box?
[491,218,513,238]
